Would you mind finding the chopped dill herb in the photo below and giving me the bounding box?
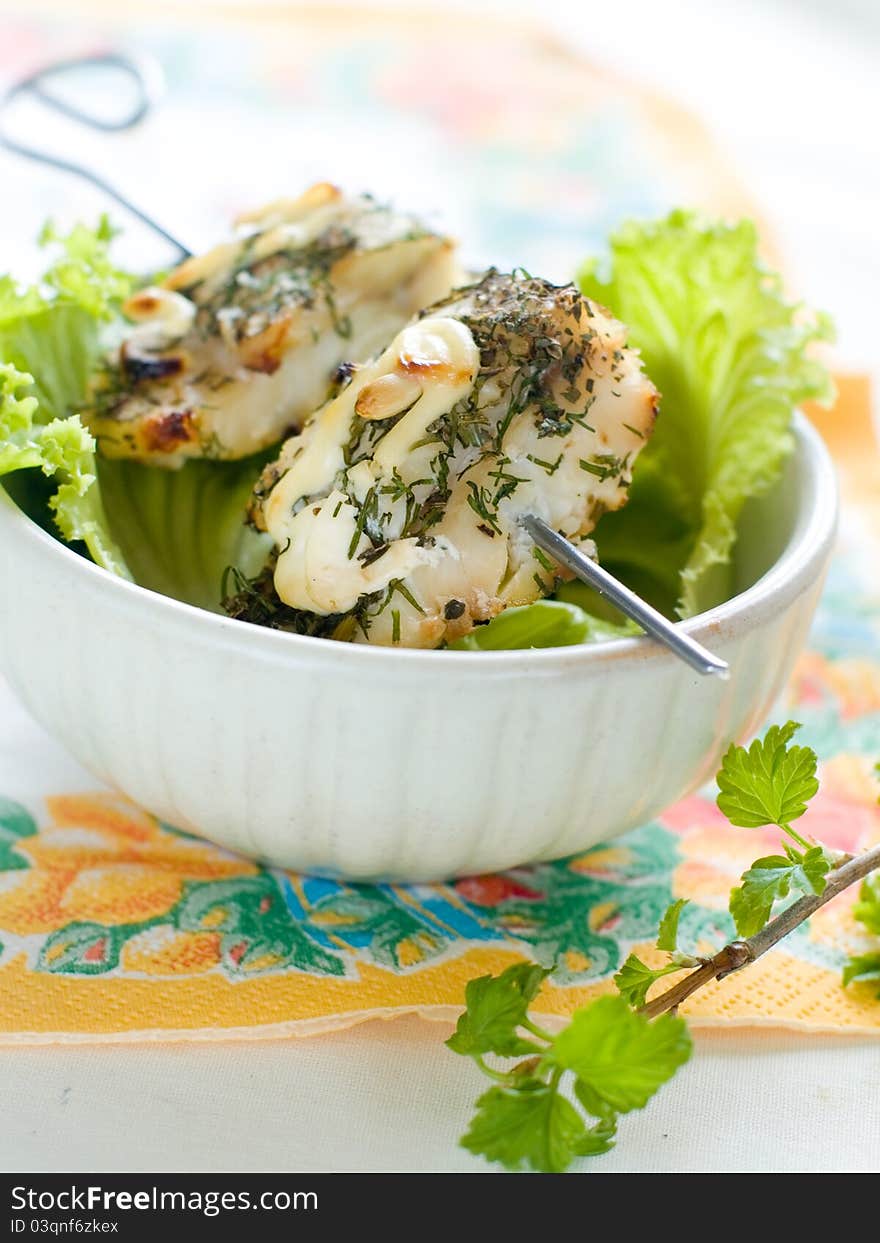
[222,559,347,638]
[526,452,563,476]
[389,578,426,615]
[465,481,501,533]
[579,454,626,482]
[533,546,555,573]
[487,456,528,507]
[347,486,378,558]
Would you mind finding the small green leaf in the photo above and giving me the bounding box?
[449,598,640,651]
[446,962,550,1057]
[573,1077,617,1124]
[221,932,287,974]
[852,875,880,936]
[460,1081,592,1173]
[550,995,692,1113]
[729,846,830,938]
[613,953,681,1009]
[842,951,880,994]
[656,898,689,953]
[572,1111,618,1156]
[716,721,819,828]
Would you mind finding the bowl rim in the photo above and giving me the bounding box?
[0,411,838,673]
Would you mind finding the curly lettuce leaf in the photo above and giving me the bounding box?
[0,216,131,420]
[578,210,834,617]
[0,362,130,576]
[0,218,135,575]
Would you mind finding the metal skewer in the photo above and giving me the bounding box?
[523,515,729,678]
[0,52,192,262]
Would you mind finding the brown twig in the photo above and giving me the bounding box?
[643,843,880,1019]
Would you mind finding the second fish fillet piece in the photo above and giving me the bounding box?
[84,184,459,467]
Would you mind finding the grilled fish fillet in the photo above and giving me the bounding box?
[246,270,659,648]
[84,184,459,467]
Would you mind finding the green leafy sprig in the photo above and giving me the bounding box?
[617,721,834,1008]
[717,722,831,937]
[447,964,690,1172]
[449,721,880,1171]
[613,896,698,1009]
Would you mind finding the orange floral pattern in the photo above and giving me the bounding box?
[0,794,256,947]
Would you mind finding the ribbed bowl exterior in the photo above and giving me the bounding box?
[0,417,837,880]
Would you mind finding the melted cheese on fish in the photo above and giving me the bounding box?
[247,270,659,648]
[264,318,479,614]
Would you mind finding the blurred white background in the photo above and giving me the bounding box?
[0,0,877,374]
[356,0,880,372]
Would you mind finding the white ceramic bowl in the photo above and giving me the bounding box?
[0,414,836,881]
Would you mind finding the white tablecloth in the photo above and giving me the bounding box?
[1,1020,878,1172]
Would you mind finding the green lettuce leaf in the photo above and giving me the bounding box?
[0,219,133,575]
[96,456,271,612]
[578,210,834,617]
[0,216,131,420]
[0,362,130,576]
[449,599,637,651]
